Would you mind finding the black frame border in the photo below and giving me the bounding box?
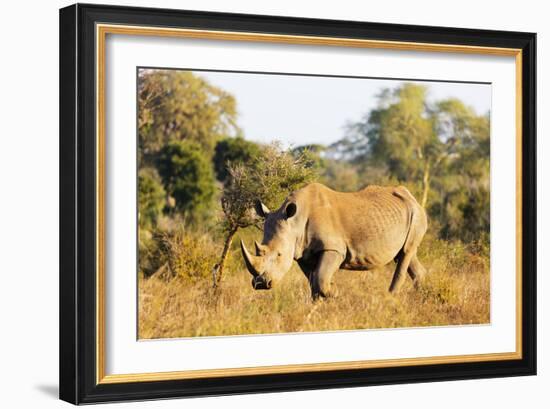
[59,3,536,404]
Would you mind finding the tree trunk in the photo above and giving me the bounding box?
[421,161,431,208]
[213,226,238,288]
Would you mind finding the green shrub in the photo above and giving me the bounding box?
[163,229,221,283]
[214,136,260,182]
[156,141,216,217]
[138,168,166,229]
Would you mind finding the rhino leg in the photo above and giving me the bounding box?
[407,254,426,288]
[389,250,415,293]
[390,194,427,293]
[297,257,316,282]
[311,251,344,300]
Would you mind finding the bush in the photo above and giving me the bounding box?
[138,228,167,277]
[214,136,261,182]
[156,141,216,217]
[163,229,221,283]
[225,142,319,214]
[138,168,166,229]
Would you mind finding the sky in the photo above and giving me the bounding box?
[195,70,491,148]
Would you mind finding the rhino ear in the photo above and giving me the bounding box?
[285,202,297,219]
[254,200,270,218]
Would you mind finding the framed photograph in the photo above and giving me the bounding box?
[59,3,536,404]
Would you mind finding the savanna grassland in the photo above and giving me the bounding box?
[138,229,489,339]
[137,69,491,339]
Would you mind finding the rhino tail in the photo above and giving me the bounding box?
[393,187,428,254]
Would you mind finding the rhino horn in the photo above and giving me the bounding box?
[241,240,262,277]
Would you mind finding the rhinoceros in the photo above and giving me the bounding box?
[240,182,428,299]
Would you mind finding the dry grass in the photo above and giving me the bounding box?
[138,231,490,339]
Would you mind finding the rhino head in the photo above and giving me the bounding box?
[241,199,300,290]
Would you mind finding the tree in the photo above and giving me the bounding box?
[367,84,441,207]
[213,143,318,287]
[138,168,166,229]
[291,144,327,172]
[332,83,490,243]
[138,69,239,163]
[156,141,216,217]
[432,100,490,241]
[343,84,468,208]
[213,136,261,182]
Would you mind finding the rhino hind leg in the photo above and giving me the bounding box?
[311,251,344,300]
[407,254,427,288]
[389,198,427,293]
[389,250,415,293]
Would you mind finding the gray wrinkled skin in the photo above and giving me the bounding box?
[241,182,428,299]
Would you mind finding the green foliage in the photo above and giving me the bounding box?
[138,69,238,162]
[369,84,437,179]
[432,182,490,243]
[213,136,261,182]
[156,141,216,216]
[333,83,490,243]
[221,143,318,232]
[138,168,166,229]
[291,144,327,171]
[430,99,490,242]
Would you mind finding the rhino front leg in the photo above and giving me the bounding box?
[297,257,315,282]
[311,251,344,300]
